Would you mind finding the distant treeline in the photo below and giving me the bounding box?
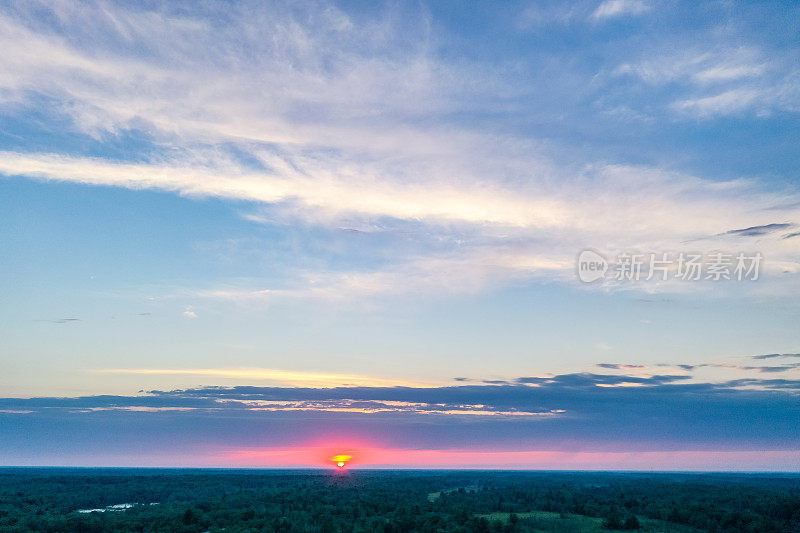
[0,469,798,532]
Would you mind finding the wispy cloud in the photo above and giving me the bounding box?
[752,353,800,360]
[0,151,566,228]
[5,150,798,299]
[598,353,800,378]
[0,1,798,301]
[672,88,762,117]
[609,37,800,119]
[723,223,794,237]
[35,317,81,324]
[592,0,649,20]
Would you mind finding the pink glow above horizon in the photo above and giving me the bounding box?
[219,446,800,472]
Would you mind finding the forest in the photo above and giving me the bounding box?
[0,469,799,532]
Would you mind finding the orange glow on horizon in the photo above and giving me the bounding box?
[220,445,800,471]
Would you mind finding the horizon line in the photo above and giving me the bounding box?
[2,466,799,474]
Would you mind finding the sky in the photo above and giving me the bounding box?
[0,0,799,470]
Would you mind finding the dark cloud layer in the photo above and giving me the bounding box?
[610,354,800,373]
[753,353,800,360]
[1,372,799,464]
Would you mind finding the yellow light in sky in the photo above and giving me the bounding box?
[331,454,352,468]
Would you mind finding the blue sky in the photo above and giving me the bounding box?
[0,0,799,468]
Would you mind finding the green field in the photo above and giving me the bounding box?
[476,510,700,532]
[0,469,796,532]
